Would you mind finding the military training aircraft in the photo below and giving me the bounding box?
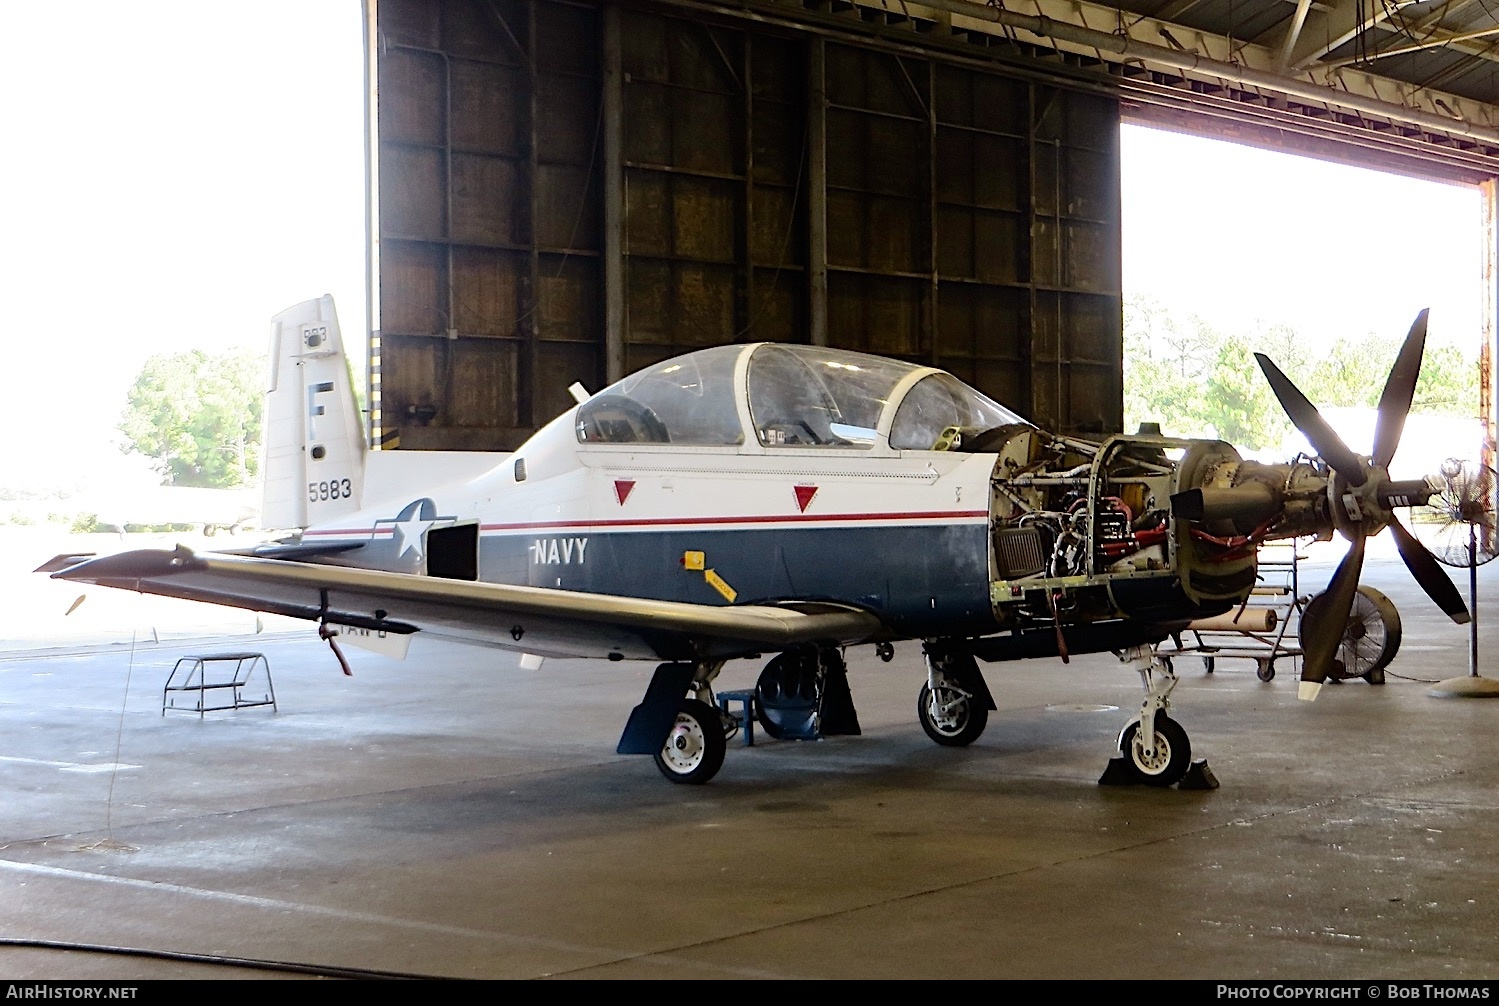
[45,296,1470,786]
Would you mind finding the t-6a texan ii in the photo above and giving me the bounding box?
[46,297,1467,785]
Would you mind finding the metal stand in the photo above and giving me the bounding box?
[1430,528,1499,697]
[163,653,277,716]
[1159,540,1306,681]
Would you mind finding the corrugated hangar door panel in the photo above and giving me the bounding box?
[371,0,1124,447]
[379,146,446,242]
[379,336,520,432]
[449,60,526,156]
[536,341,599,422]
[828,274,924,358]
[377,0,440,49]
[380,241,444,337]
[669,177,739,264]
[377,47,444,147]
[746,268,803,345]
[450,154,524,246]
[536,161,599,250]
[450,248,524,338]
[537,258,598,344]
[1030,292,1122,434]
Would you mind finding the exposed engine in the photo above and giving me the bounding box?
[969,423,1338,628]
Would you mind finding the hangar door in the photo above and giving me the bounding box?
[370,0,1122,450]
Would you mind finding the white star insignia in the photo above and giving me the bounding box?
[394,516,435,559]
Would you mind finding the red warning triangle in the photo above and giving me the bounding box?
[793,484,818,512]
[614,480,636,505]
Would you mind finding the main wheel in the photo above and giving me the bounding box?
[1119,714,1191,787]
[653,699,727,785]
[918,681,989,747]
[756,652,822,740]
[1299,585,1402,682]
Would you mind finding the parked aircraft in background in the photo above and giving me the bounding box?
[90,485,259,536]
[46,297,1468,785]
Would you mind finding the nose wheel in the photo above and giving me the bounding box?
[653,699,727,784]
[1118,714,1191,786]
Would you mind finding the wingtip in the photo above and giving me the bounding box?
[1298,680,1323,702]
[34,553,97,574]
[48,546,199,582]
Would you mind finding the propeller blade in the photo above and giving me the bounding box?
[1389,516,1471,624]
[1371,309,1429,469]
[1255,353,1367,487]
[1299,536,1366,700]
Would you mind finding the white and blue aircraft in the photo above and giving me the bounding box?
[46,297,1468,785]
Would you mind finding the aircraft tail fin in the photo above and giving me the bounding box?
[261,296,366,530]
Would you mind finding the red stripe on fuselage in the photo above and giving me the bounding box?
[303,509,989,538]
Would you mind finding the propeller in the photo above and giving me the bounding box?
[1256,309,1469,700]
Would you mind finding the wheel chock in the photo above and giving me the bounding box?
[1097,757,1137,786]
[1177,758,1219,790]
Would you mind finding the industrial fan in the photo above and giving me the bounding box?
[1409,459,1499,687]
[1415,459,1499,569]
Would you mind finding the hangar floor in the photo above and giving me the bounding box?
[3,537,1499,979]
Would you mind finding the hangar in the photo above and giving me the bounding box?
[8,0,1499,981]
[365,0,1499,455]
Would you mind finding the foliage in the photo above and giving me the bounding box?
[118,349,264,488]
[1124,296,1479,452]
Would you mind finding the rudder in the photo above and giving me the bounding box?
[261,296,366,530]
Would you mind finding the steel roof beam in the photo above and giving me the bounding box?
[884,0,1499,144]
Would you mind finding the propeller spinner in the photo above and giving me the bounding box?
[1256,309,1470,700]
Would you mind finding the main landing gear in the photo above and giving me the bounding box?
[917,647,996,747]
[653,698,727,784]
[617,660,734,785]
[618,648,861,784]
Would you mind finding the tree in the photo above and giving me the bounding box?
[1124,297,1481,448]
[1201,334,1293,450]
[118,348,264,488]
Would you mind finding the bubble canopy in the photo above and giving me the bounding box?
[574,343,1028,451]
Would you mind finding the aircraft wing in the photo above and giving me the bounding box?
[48,547,884,661]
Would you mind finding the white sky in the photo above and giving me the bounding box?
[0,2,366,488]
[1120,123,1484,352]
[0,7,1486,493]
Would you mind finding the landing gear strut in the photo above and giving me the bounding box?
[619,660,735,784]
[917,647,994,747]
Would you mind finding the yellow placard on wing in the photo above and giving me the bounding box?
[682,550,705,571]
[703,568,737,602]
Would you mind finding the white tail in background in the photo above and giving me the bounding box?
[261,296,366,530]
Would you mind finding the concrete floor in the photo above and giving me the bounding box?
[3,541,1499,979]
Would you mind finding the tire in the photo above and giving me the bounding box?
[918,681,989,747]
[653,699,726,785]
[755,652,822,740]
[1119,714,1191,787]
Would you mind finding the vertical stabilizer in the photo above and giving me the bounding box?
[261,296,366,530]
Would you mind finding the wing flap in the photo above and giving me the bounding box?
[51,547,882,661]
